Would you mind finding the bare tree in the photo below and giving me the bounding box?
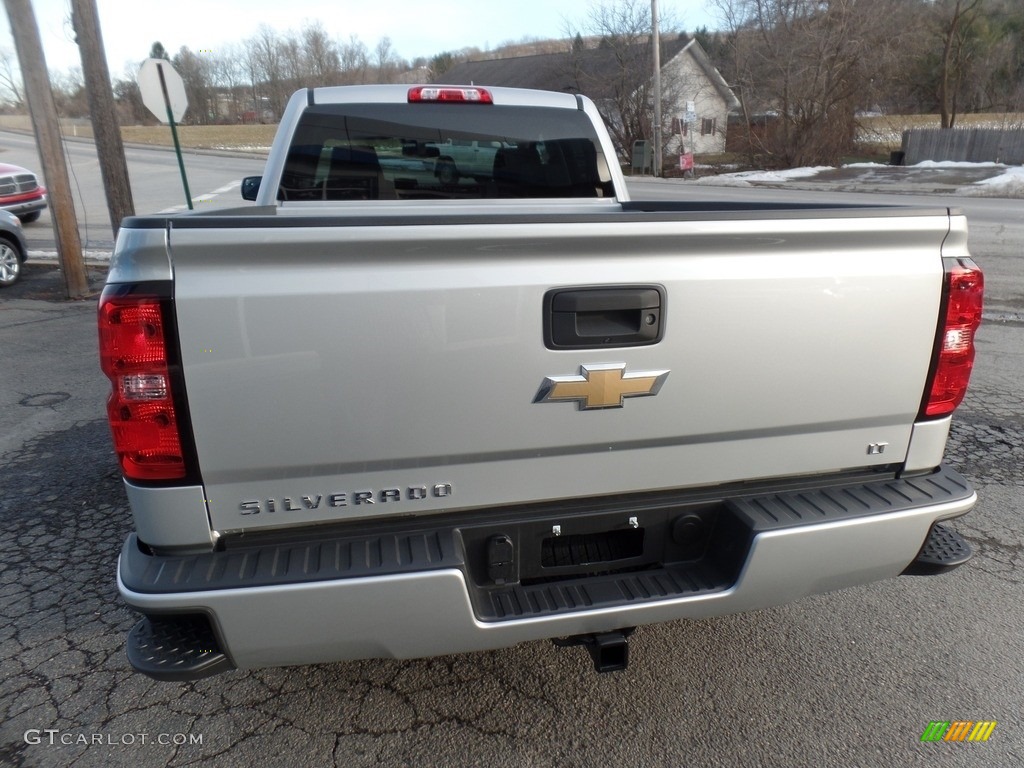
[112,71,147,124]
[239,40,263,121]
[935,0,985,127]
[301,21,341,84]
[281,31,304,86]
[49,66,88,118]
[563,0,682,158]
[0,47,23,106]
[209,46,245,122]
[173,46,214,124]
[339,35,370,84]
[373,36,408,82]
[246,25,287,118]
[714,0,912,166]
[989,0,1024,114]
[843,0,1020,118]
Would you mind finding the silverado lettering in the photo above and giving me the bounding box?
[100,84,981,681]
[239,484,454,514]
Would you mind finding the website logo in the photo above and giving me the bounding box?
[920,721,997,742]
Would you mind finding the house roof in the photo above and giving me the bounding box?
[438,35,740,111]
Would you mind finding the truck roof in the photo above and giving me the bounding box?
[309,83,584,110]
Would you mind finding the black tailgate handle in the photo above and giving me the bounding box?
[544,286,664,349]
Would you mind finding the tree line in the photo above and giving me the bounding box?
[704,0,1024,165]
[0,21,504,125]
[108,25,562,125]
[115,25,435,125]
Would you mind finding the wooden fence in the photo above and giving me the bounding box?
[902,128,1024,164]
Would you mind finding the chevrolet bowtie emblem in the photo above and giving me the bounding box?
[536,363,670,410]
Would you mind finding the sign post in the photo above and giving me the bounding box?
[137,58,192,210]
[683,100,697,178]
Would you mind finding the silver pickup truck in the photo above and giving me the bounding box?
[100,85,983,680]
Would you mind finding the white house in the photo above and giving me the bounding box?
[441,35,740,161]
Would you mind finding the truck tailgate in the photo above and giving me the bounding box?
[166,210,950,534]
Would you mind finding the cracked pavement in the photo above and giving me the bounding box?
[1,205,1022,767]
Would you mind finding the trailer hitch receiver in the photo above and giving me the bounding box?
[553,628,636,673]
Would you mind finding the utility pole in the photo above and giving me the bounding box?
[71,0,134,237]
[3,0,89,299]
[651,0,662,177]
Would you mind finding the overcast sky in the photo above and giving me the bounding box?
[3,0,720,79]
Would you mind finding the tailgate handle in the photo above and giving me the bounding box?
[545,286,664,349]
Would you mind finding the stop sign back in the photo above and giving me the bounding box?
[137,58,188,124]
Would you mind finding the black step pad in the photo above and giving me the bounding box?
[127,614,234,681]
[903,523,972,576]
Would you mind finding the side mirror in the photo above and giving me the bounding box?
[241,176,261,201]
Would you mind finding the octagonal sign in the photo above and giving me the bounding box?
[137,58,188,124]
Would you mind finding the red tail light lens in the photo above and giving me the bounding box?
[408,86,493,103]
[98,293,187,480]
[922,259,984,418]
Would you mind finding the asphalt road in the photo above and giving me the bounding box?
[0,143,1022,767]
[0,130,263,252]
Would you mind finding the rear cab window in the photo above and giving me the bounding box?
[279,103,616,201]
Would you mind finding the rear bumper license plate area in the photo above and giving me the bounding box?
[121,466,974,625]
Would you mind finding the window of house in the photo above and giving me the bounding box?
[671,116,689,136]
[700,117,717,136]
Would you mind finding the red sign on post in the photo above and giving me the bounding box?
[679,153,694,171]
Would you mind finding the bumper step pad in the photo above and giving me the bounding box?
[902,522,973,576]
[127,614,235,681]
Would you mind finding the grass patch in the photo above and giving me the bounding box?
[119,124,278,151]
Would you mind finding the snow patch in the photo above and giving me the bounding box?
[693,176,753,187]
[955,166,1024,197]
[912,160,1005,169]
[722,166,831,182]
[695,166,830,186]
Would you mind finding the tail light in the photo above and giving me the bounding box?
[408,86,493,103]
[921,258,984,419]
[98,287,193,481]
